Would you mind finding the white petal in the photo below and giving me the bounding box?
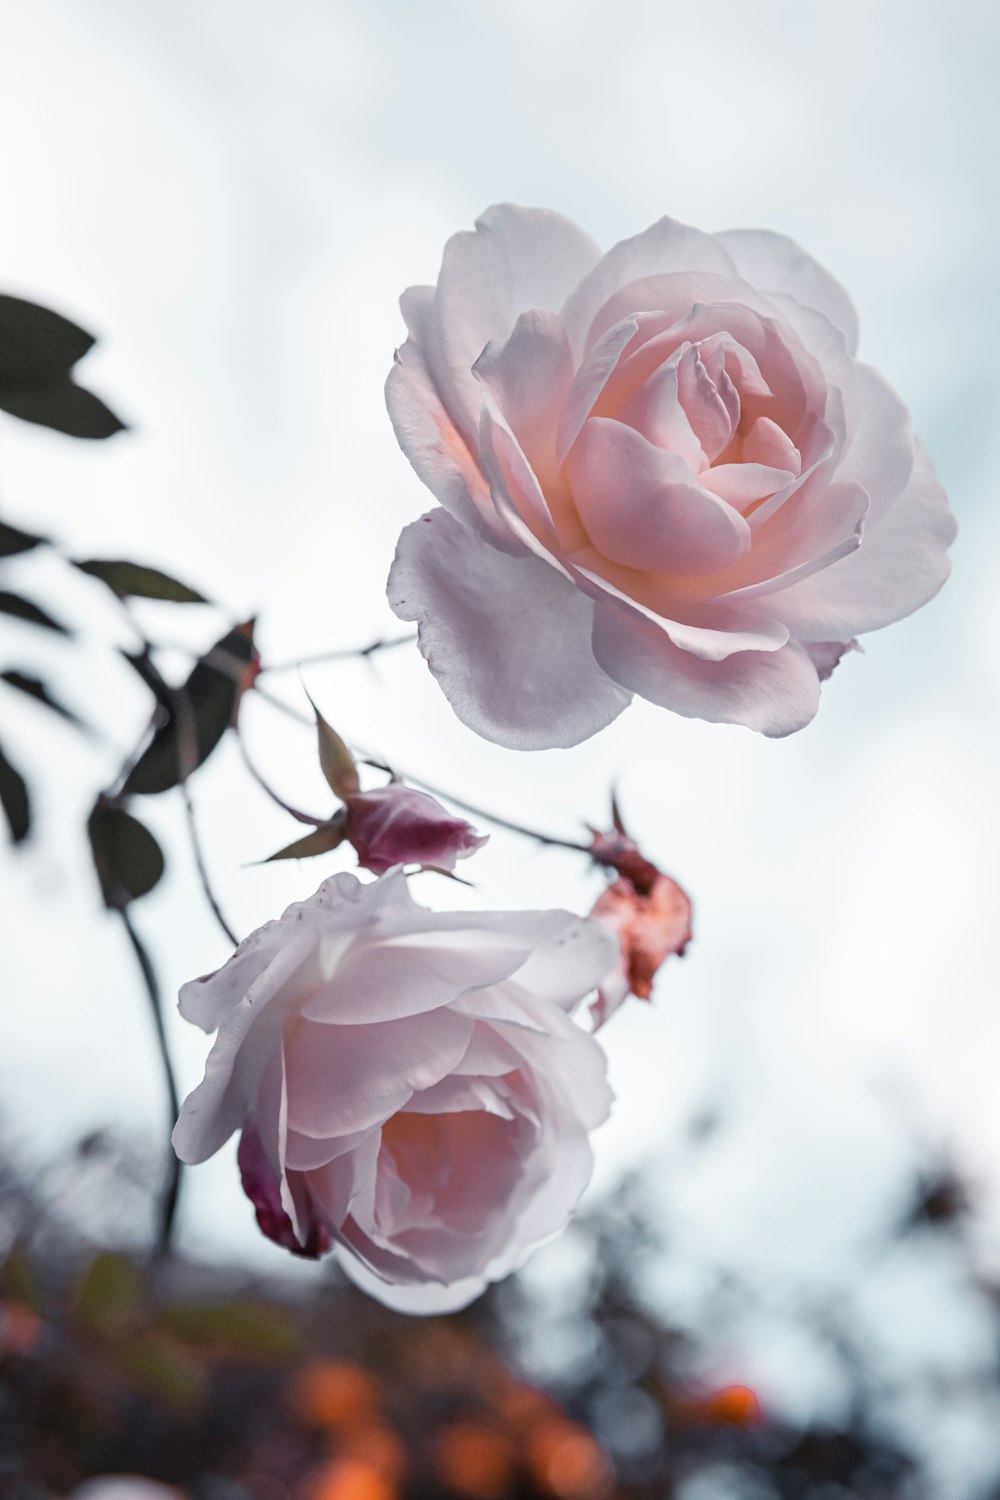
[716,228,860,355]
[387,508,630,750]
[433,204,601,434]
[473,308,574,483]
[592,596,821,736]
[767,440,956,639]
[561,217,737,356]
[386,331,513,549]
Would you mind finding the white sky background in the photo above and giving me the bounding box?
[1,0,998,1490]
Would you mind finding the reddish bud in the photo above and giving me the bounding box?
[589,872,692,1028]
[345,784,487,874]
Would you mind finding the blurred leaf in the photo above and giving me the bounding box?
[155,1298,301,1360]
[0,589,68,633]
[264,817,347,863]
[117,1330,206,1410]
[0,518,45,556]
[123,620,257,796]
[76,1252,141,1338]
[75,558,207,604]
[307,692,359,799]
[0,294,125,438]
[87,798,165,908]
[0,294,96,380]
[0,740,30,844]
[1,670,85,727]
[0,382,124,438]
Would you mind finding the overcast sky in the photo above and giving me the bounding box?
[1,3,998,1491]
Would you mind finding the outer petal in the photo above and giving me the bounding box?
[836,363,915,523]
[592,596,821,736]
[560,217,738,356]
[172,930,317,1165]
[387,509,630,750]
[768,441,956,639]
[716,228,860,356]
[386,315,512,549]
[433,204,601,435]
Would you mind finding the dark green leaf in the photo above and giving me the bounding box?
[0,294,125,439]
[0,381,125,438]
[0,740,29,844]
[0,294,96,382]
[0,518,45,557]
[123,621,257,796]
[155,1299,300,1359]
[75,1252,141,1338]
[2,670,84,727]
[0,589,68,633]
[263,817,347,863]
[306,691,358,799]
[87,799,165,908]
[75,558,207,604]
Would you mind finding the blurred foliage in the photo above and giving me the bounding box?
[3,1133,998,1500]
[0,293,125,438]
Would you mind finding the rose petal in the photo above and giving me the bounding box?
[565,417,751,574]
[716,227,860,355]
[284,1010,474,1138]
[836,363,915,522]
[473,308,575,484]
[591,595,821,736]
[433,204,601,434]
[172,930,317,1165]
[300,923,543,1025]
[388,508,630,749]
[560,216,738,356]
[386,327,511,549]
[766,440,956,638]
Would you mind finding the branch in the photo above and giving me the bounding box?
[259,633,417,675]
[248,683,591,854]
[118,907,181,1258]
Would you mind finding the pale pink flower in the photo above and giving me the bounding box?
[345,784,486,873]
[387,206,955,748]
[172,871,617,1313]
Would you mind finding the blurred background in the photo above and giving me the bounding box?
[1,1,998,1495]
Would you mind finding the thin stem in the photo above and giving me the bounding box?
[247,682,590,854]
[118,907,181,1258]
[180,779,240,946]
[234,717,328,826]
[260,633,417,675]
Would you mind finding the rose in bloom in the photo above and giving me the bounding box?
[387,206,956,747]
[345,784,486,873]
[172,871,617,1312]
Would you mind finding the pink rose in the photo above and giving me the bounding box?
[172,870,617,1312]
[387,206,956,747]
[345,784,487,873]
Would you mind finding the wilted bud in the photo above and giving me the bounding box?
[587,808,692,1028]
[345,784,487,874]
[589,875,691,1029]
